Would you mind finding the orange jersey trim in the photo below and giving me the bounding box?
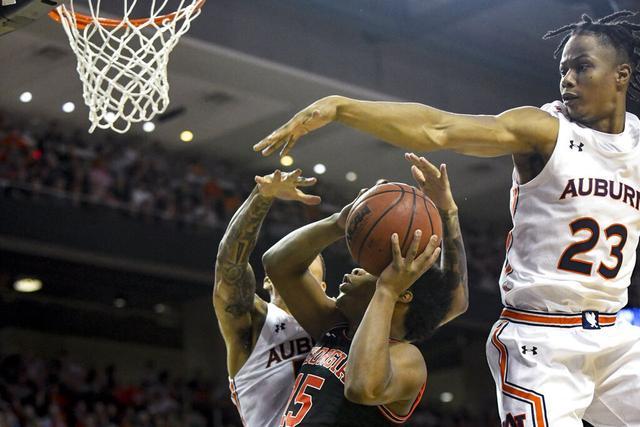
[491,321,549,427]
[501,308,617,327]
[377,382,426,424]
[228,379,248,427]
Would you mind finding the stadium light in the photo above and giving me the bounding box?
[313,163,326,174]
[62,102,75,113]
[440,392,454,403]
[143,122,156,133]
[180,130,194,142]
[13,278,42,293]
[19,91,32,103]
[113,297,127,308]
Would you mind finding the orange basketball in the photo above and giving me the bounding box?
[345,182,443,276]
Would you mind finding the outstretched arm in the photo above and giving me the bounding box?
[345,232,440,411]
[262,193,366,338]
[406,153,468,325]
[254,96,558,158]
[213,170,319,376]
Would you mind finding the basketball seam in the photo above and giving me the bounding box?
[400,187,417,254]
[351,187,429,213]
[355,188,406,266]
[350,189,405,214]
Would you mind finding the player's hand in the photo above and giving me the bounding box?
[405,153,458,213]
[253,96,341,157]
[377,231,441,297]
[255,169,321,205]
[334,185,375,231]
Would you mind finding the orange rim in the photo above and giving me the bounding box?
[48,0,205,30]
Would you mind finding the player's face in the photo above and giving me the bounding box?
[335,268,378,316]
[559,34,622,126]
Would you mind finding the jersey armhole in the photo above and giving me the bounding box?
[229,302,273,380]
[515,114,564,190]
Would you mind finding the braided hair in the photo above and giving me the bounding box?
[543,11,640,102]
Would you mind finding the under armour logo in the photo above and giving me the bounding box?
[275,322,286,333]
[521,345,538,355]
[583,311,600,329]
[569,140,584,151]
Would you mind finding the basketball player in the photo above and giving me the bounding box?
[262,156,468,426]
[213,169,327,427]
[254,11,640,427]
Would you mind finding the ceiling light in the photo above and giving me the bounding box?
[180,130,194,142]
[345,171,357,182]
[154,303,167,314]
[440,392,454,403]
[62,102,75,113]
[143,122,155,133]
[280,155,294,167]
[19,91,32,103]
[13,278,42,293]
[313,163,326,174]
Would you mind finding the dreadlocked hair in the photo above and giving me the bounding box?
[543,10,640,102]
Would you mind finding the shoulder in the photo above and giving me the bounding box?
[389,342,426,375]
[498,105,560,126]
[253,296,269,319]
[498,105,559,155]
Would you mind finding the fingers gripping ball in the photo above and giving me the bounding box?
[345,183,443,276]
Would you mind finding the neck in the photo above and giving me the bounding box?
[270,294,290,314]
[344,308,407,341]
[589,100,627,134]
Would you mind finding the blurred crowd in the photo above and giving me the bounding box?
[0,352,500,427]
[0,112,332,236]
[0,352,238,427]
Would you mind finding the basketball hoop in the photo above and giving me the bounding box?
[49,0,206,133]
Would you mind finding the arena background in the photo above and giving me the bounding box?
[1,1,639,426]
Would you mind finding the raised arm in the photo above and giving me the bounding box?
[254,96,559,158]
[345,231,441,412]
[406,153,468,325]
[214,169,319,376]
[261,195,364,338]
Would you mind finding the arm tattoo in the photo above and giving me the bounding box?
[215,187,273,317]
[439,212,468,300]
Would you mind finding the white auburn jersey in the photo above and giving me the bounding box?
[499,100,640,313]
[229,303,314,427]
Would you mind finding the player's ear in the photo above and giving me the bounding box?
[616,63,631,87]
[398,290,413,304]
[321,281,327,292]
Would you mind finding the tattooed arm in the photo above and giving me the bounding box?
[213,170,320,377]
[405,153,468,326]
[437,209,469,325]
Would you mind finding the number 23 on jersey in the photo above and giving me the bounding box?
[557,217,628,279]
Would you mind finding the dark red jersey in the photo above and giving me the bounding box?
[279,325,425,426]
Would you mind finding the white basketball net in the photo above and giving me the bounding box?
[54,0,204,133]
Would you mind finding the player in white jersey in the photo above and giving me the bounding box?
[214,169,327,427]
[253,10,640,427]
